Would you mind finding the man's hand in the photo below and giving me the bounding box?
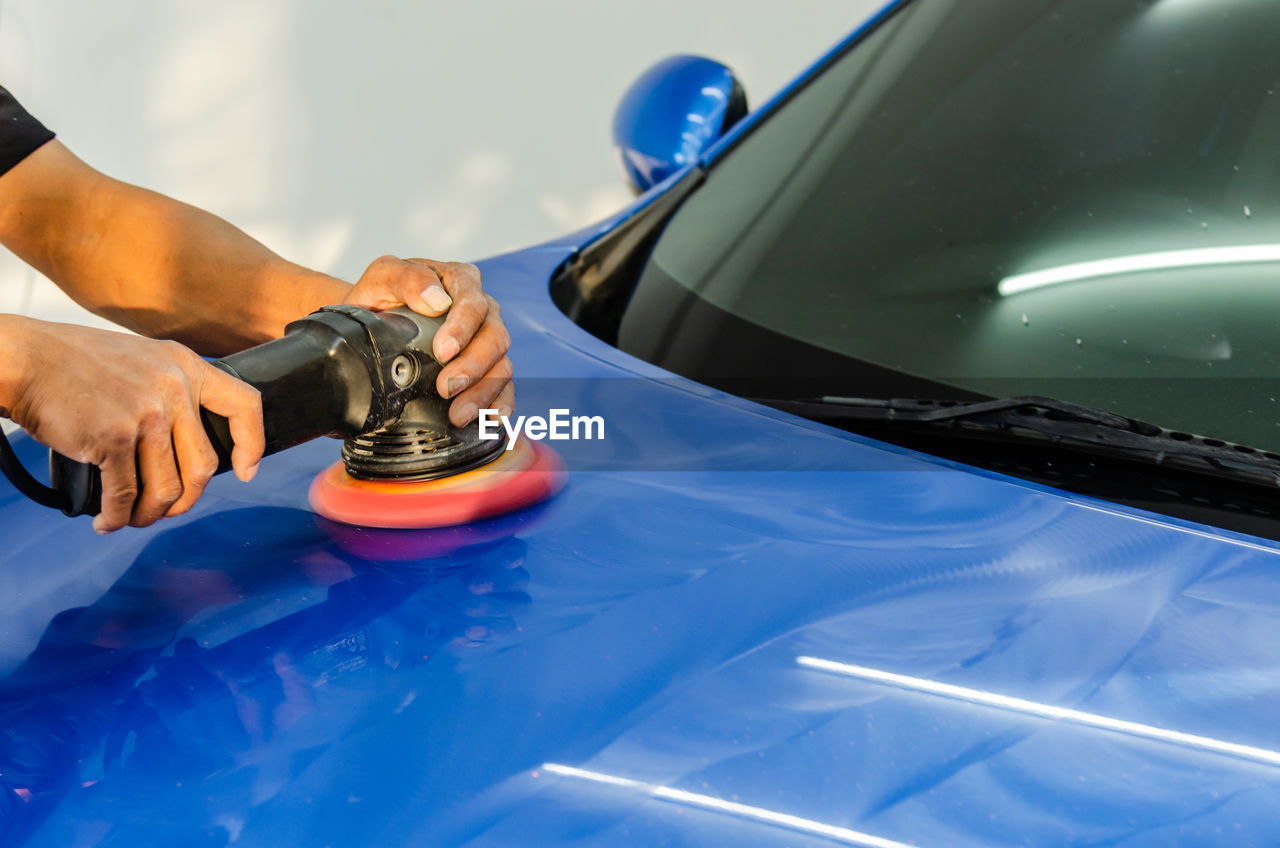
[0,317,264,534]
[343,256,513,427]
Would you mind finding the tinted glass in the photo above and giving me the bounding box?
[621,0,1280,451]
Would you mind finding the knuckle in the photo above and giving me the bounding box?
[190,463,217,485]
[242,385,264,415]
[498,385,515,416]
[190,457,219,484]
[154,481,183,505]
[218,373,261,408]
[459,298,488,321]
[193,448,220,481]
[110,483,139,505]
[106,427,137,452]
[485,294,501,315]
[138,403,167,431]
[493,357,514,382]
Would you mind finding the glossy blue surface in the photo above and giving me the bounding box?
[612,55,742,194]
[4,242,1280,846]
[6,5,1280,845]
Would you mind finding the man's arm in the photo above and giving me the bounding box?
[0,139,512,533]
[0,140,347,352]
[0,139,512,422]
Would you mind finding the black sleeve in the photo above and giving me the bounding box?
[0,86,55,178]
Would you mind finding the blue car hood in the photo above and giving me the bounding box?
[2,243,1279,847]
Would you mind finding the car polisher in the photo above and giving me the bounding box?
[0,305,564,529]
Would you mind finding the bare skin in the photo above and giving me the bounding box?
[0,140,513,533]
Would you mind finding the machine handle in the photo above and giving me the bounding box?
[10,305,430,520]
[49,408,235,518]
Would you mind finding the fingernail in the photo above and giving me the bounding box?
[93,521,109,535]
[423,285,452,313]
[436,336,460,363]
[447,376,469,398]
[456,403,478,425]
[240,463,259,483]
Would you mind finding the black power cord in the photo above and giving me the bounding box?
[0,425,70,511]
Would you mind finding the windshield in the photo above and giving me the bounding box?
[618,0,1280,452]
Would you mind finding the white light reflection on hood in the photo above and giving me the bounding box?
[798,656,1280,767]
[540,762,916,848]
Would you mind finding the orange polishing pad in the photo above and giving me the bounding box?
[309,439,566,529]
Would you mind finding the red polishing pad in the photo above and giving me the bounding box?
[309,439,566,529]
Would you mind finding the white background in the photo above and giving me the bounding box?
[0,0,881,330]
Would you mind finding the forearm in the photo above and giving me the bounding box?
[0,141,512,429]
[58,180,350,354]
[0,141,351,355]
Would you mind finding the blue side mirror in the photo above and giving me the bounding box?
[612,55,748,194]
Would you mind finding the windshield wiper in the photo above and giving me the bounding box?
[755,395,1280,492]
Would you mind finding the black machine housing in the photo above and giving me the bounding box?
[46,305,503,517]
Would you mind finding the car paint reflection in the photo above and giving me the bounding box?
[540,762,916,848]
[0,506,535,844]
[797,656,1280,768]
